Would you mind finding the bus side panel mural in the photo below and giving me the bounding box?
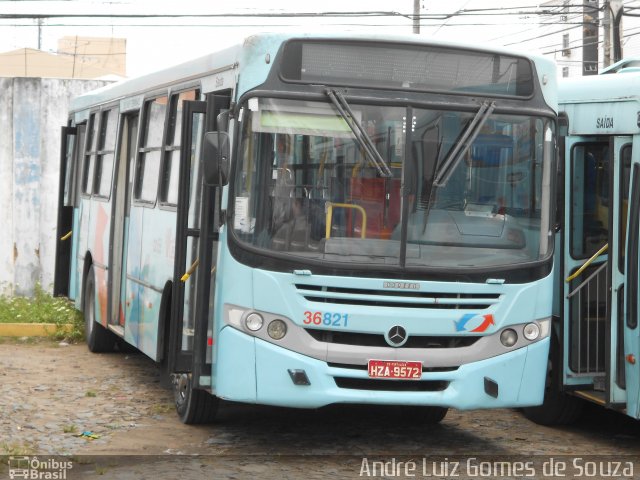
[91,202,110,326]
[124,204,144,347]
[137,208,175,360]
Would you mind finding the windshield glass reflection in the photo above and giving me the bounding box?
[232,98,552,269]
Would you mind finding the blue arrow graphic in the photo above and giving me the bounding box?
[454,313,477,332]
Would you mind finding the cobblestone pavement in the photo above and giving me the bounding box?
[0,339,639,479]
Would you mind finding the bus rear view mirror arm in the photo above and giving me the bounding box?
[204,131,230,186]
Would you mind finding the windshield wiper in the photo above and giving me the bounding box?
[433,101,495,187]
[326,89,392,178]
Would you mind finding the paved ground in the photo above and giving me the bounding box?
[0,338,639,479]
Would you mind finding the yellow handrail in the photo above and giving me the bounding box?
[325,203,367,239]
[181,258,200,282]
[60,231,72,241]
[565,243,608,282]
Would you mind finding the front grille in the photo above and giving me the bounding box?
[334,377,449,392]
[306,329,479,348]
[295,284,500,310]
[328,362,458,373]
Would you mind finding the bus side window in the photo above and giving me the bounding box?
[619,144,632,272]
[571,142,609,258]
[93,108,119,198]
[81,113,98,195]
[159,90,199,206]
[134,96,167,204]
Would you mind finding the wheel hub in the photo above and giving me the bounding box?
[174,374,190,408]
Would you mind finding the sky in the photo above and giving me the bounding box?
[0,0,618,77]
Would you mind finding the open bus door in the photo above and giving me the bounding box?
[606,137,633,408]
[624,152,640,419]
[562,135,634,410]
[167,93,231,424]
[527,131,640,425]
[54,126,78,297]
[167,99,211,418]
[561,135,611,400]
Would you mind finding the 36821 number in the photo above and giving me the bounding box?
[303,311,349,327]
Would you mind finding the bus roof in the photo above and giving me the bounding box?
[70,31,556,114]
[600,57,640,74]
[559,70,640,105]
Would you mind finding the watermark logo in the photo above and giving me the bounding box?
[358,456,636,478]
[8,456,72,479]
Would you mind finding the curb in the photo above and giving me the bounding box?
[0,323,75,337]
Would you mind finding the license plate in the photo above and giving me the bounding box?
[367,360,422,380]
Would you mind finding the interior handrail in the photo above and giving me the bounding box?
[325,202,367,239]
[565,243,608,282]
[567,260,607,299]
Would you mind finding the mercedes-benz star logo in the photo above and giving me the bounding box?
[385,325,408,347]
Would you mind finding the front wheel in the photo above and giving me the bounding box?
[522,333,583,425]
[174,373,219,424]
[84,266,116,353]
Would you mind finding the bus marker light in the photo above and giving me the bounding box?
[267,319,287,340]
[626,354,636,365]
[288,369,310,385]
[484,377,499,398]
[500,329,518,347]
[245,313,264,331]
[523,323,540,341]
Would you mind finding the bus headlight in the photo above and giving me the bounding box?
[267,319,287,340]
[523,322,540,341]
[500,328,518,347]
[245,312,264,331]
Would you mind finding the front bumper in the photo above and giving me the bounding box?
[214,326,550,410]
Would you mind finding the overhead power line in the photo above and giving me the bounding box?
[0,4,610,21]
[2,1,637,64]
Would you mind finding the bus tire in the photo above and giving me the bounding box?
[522,334,583,425]
[401,406,448,424]
[174,373,219,424]
[84,266,116,353]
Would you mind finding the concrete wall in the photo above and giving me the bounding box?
[0,78,109,296]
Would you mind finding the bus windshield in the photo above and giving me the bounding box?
[232,97,553,270]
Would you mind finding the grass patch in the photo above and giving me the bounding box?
[0,441,35,455]
[149,402,174,415]
[63,424,78,434]
[0,285,84,342]
[85,390,97,398]
[95,466,109,475]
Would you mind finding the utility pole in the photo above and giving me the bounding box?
[610,0,624,62]
[37,18,42,50]
[604,2,611,67]
[413,0,420,34]
[603,0,624,66]
[582,0,599,75]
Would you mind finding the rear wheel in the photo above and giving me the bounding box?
[84,266,116,353]
[523,333,583,425]
[174,373,219,424]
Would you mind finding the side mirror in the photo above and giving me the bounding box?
[203,131,229,186]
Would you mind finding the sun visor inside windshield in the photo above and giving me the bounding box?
[250,98,358,138]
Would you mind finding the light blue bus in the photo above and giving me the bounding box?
[523,59,640,424]
[54,33,558,423]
